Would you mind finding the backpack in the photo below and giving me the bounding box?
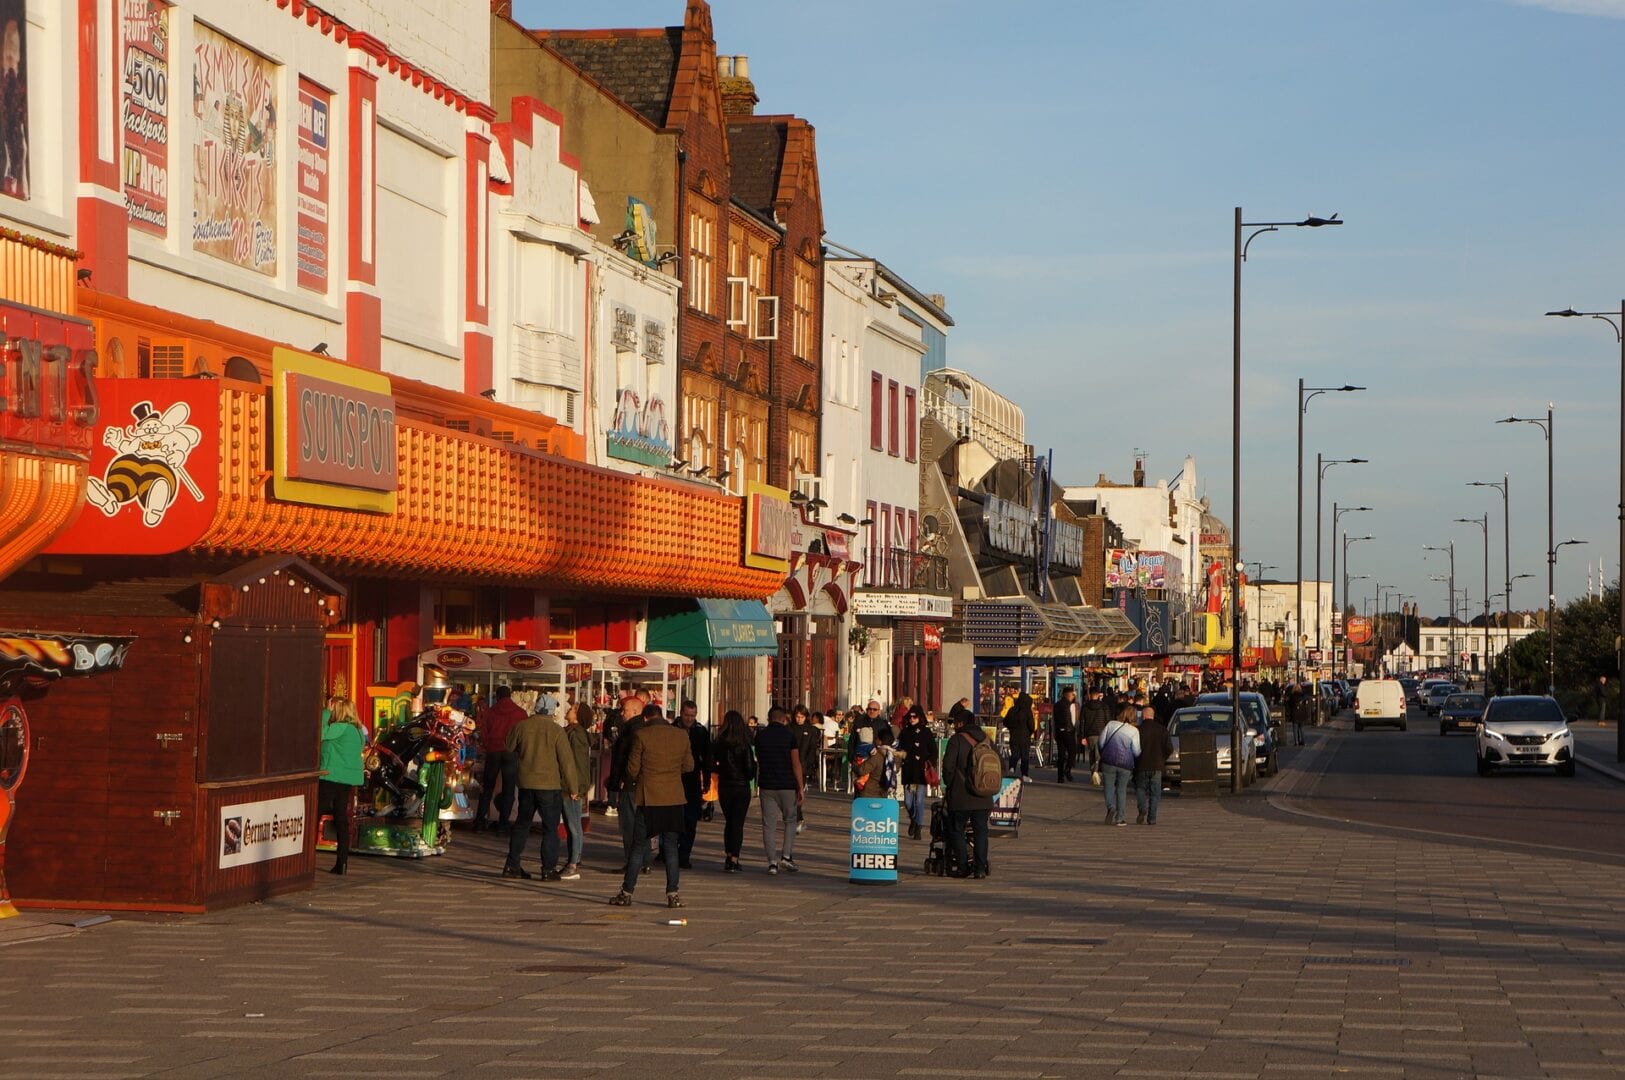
[965,735,1003,797]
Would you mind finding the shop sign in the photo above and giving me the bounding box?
[218,794,306,870]
[47,378,221,555]
[271,347,398,513]
[743,481,793,572]
[642,318,666,364]
[611,304,638,350]
[922,624,942,652]
[0,304,100,458]
[607,388,671,467]
[982,495,1037,559]
[434,650,476,669]
[848,798,899,885]
[122,1,170,236]
[852,593,953,619]
[1106,549,1168,590]
[0,633,133,695]
[1051,519,1085,572]
[295,78,331,292]
[617,654,650,671]
[506,651,544,671]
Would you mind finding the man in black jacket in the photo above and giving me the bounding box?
[1080,684,1112,777]
[1052,687,1080,782]
[940,704,993,878]
[674,700,710,870]
[1133,701,1174,825]
[790,705,822,832]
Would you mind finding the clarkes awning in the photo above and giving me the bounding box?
[646,599,778,658]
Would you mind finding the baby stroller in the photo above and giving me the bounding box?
[923,800,973,876]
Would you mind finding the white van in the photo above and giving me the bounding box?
[1354,679,1407,732]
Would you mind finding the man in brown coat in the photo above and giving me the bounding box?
[610,705,694,909]
[503,707,581,881]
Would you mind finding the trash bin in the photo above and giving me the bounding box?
[1180,730,1218,797]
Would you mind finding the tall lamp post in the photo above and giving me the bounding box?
[1340,535,1373,673]
[1546,305,1624,752]
[1297,383,1364,682]
[1316,459,1367,671]
[1553,539,1591,695]
[1233,208,1342,793]
[1507,573,1535,690]
[1424,542,1457,682]
[1498,409,1555,693]
[1469,477,1511,691]
[1456,515,1490,687]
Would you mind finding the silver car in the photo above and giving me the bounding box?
[1165,706,1257,786]
[1476,695,1575,777]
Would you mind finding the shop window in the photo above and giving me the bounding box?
[433,586,503,638]
[887,380,900,456]
[869,373,882,450]
[904,387,918,462]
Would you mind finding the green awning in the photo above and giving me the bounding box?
[646,599,777,658]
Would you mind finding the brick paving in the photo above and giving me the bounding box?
[3,740,1625,1079]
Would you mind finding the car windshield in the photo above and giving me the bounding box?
[1171,711,1231,734]
[1429,685,1457,697]
[1197,694,1266,732]
[1444,694,1485,710]
[1487,699,1566,725]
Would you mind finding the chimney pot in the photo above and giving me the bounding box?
[717,55,733,77]
[734,55,749,78]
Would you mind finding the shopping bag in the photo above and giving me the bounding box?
[1090,769,1102,786]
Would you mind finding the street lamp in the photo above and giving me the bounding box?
[1317,459,1367,670]
[1424,542,1457,682]
[1546,304,1624,749]
[1469,478,1511,690]
[1456,515,1490,687]
[1498,408,1554,693]
[1297,382,1364,682]
[1553,538,1590,696]
[1234,208,1343,793]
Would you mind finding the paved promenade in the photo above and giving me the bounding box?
[3,733,1624,1079]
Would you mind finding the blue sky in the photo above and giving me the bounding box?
[516,0,1625,616]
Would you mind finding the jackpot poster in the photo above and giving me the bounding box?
[295,79,330,291]
[0,0,28,201]
[122,1,169,235]
[192,24,276,275]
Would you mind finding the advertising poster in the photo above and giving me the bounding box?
[990,777,1022,830]
[218,794,307,869]
[122,1,169,235]
[295,78,330,291]
[849,798,899,884]
[193,25,277,275]
[1106,548,1167,590]
[0,0,28,200]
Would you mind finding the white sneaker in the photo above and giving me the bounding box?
[559,864,582,880]
[795,822,804,835]
[767,863,779,875]
[780,858,799,873]
[604,806,618,818]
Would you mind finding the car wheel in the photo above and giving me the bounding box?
[1557,759,1577,777]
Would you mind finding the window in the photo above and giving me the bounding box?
[870,373,883,450]
[887,380,900,457]
[880,505,892,585]
[864,500,878,586]
[748,250,767,335]
[793,261,814,359]
[904,386,917,462]
[687,202,716,315]
[433,587,503,638]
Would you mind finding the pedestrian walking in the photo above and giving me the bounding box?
[606,703,654,871]
[558,703,591,879]
[790,704,821,833]
[940,703,993,878]
[710,710,756,873]
[755,705,805,874]
[675,700,709,870]
[504,705,580,881]
[473,685,526,832]
[1081,684,1111,783]
[1289,682,1309,745]
[1134,701,1173,825]
[1097,703,1141,826]
[318,697,366,875]
[1053,686,1080,782]
[1004,691,1036,779]
[609,705,693,909]
[897,704,938,839]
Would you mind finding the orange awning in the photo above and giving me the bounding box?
[0,452,85,580]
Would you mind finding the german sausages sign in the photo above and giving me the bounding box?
[218,794,307,869]
[271,347,397,513]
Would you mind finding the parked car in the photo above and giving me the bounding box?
[1318,681,1340,720]
[1438,692,1487,736]
[1353,679,1407,731]
[1197,691,1278,776]
[1165,706,1257,786]
[1423,683,1459,717]
[1399,677,1420,704]
[1331,679,1353,708]
[1416,678,1449,706]
[1476,695,1575,776]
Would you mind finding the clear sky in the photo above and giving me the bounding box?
[516,0,1625,618]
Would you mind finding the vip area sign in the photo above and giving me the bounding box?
[849,798,899,885]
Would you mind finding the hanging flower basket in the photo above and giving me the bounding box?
[848,625,871,655]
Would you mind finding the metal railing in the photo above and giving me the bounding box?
[865,547,950,593]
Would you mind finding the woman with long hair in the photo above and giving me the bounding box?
[709,709,756,873]
[897,704,938,839]
[319,697,367,874]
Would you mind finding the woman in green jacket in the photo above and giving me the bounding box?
[319,698,367,875]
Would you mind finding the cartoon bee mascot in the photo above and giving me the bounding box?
[85,400,203,527]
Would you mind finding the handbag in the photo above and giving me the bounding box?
[923,761,940,787]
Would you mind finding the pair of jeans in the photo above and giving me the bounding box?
[1054,732,1078,780]
[948,807,989,874]
[1133,770,1162,823]
[680,777,703,863]
[317,780,353,868]
[508,789,564,871]
[1293,716,1306,745]
[621,809,680,894]
[476,750,519,825]
[616,787,639,861]
[760,788,798,865]
[1100,764,1132,823]
[718,783,751,858]
[561,795,583,865]
[1008,739,1031,777]
[903,783,927,828]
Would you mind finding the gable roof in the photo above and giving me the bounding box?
[534,29,683,128]
[726,121,784,213]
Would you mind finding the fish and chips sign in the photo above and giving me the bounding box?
[271,347,398,513]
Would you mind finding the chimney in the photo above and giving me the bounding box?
[927,293,948,311]
[1133,456,1145,488]
[720,54,758,117]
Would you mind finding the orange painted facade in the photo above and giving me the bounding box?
[74,292,779,600]
[0,230,80,318]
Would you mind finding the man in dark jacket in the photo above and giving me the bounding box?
[1004,692,1035,780]
[1133,701,1174,825]
[475,685,527,832]
[940,704,993,879]
[1052,687,1080,783]
[674,700,709,870]
[1081,685,1112,777]
[790,705,823,832]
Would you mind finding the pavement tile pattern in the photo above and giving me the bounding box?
[2,730,1624,1079]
